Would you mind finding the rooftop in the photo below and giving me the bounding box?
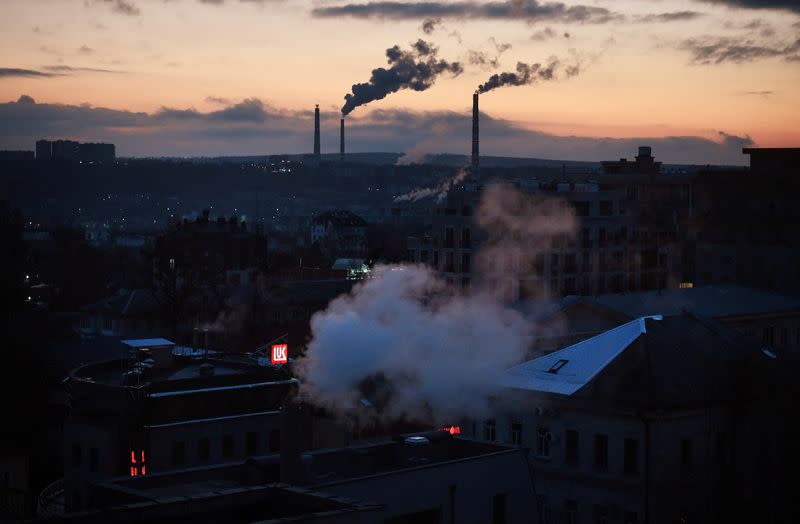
[592,285,800,319]
[504,313,775,409]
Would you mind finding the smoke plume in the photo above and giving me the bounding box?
[393,168,468,202]
[296,183,578,423]
[476,182,578,300]
[477,57,562,93]
[341,39,464,115]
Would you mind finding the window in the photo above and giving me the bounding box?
[574,201,590,217]
[548,359,569,374]
[594,434,608,471]
[461,253,471,273]
[445,227,454,248]
[536,427,551,458]
[461,227,471,248]
[593,504,609,524]
[565,500,577,524]
[71,444,81,467]
[624,438,639,474]
[89,448,98,472]
[781,328,788,347]
[599,200,613,216]
[681,438,693,472]
[246,431,259,456]
[222,434,234,458]
[198,437,210,461]
[268,429,281,452]
[510,422,522,446]
[172,440,186,466]
[624,511,638,524]
[492,493,507,524]
[484,419,496,442]
[565,430,579,466]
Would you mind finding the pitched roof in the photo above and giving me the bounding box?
[503,316,661,396]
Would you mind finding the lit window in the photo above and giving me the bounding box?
[679,282,694,289]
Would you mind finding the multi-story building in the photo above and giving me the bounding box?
[310,210,367,259]
[469,313,784,524]
[35,140,115,163]
[407,175,680,300]
[58,428,536,524]
[55,338,295,514]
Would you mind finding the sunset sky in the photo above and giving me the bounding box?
[1,0,799,163]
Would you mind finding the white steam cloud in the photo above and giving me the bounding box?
[296,183,578,423]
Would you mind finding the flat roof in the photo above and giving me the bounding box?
[121,338,175,348]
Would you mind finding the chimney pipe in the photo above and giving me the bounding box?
[340,118,345,162]
[471,92,479,167]
[313,105,321,160]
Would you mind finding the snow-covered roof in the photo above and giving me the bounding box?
[121,338,175,348]
[502,316,662,396]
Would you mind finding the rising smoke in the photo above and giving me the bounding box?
[296,183,578,423]
[393,168,468,202]
[341,39,464,116]
[477,58,562,94]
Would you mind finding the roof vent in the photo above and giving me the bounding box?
[199,363,215,376]
[547,359,569,374]
[404,436,430,446]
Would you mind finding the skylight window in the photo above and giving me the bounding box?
[547,359,569,374]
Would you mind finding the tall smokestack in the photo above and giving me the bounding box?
[340,118,345,162]
[313,105,321,160]
[471,92,479,167]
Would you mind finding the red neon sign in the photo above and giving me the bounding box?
[441,425,461,435]
[130,449,147,477]
[271,344,288,365]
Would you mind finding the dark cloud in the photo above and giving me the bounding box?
[205,96,232,105]
[0,95,754,164]
[680,35,800,64]
[696,0,800,14]
[0,68,59,78]
[341,40,463,115]
[312,0,623,24]
[742,90,774,95]
[42,65,124,74]
[78,45,95,54]
[636,11,705,23]
[421,17,441,33]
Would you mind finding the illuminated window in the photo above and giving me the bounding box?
[679,282,694,289]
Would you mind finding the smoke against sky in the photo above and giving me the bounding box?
[341,40,463,116]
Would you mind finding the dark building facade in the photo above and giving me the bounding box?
[35,140,115,163]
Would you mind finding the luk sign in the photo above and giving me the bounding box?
[271,344,288,365]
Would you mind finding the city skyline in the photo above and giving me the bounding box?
[1,0,799,162]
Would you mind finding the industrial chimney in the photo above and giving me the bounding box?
[313,105,321,160]
[340,117,345,162]
[471,92,479,167]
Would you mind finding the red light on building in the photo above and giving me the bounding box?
[130,449,147,477]
[441,425,461,435]
[271,344,288,365]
